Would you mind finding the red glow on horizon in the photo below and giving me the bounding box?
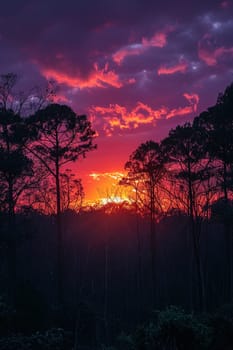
[81,170,133,207]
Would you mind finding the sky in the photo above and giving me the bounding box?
[0,0,233,202]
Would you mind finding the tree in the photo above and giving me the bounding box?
[161,122,212,311]
[28,103,96,305]
[60,169,84,212]
[195,82,233,302]
[0,74,36,303]
[0,72,58,215]
[0,110,33,215]
[28,169,84,214]
[0,72,55,115]
[0,73,19,111]
[122,140,165,307]
[0,118,33,306]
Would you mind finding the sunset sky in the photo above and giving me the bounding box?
[1,0,233,202]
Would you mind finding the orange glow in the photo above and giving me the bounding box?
[166,93,199,119]
[89,171,125,181]
[41,63,123,89]
[166,106,194,119]
[99,196,132,205]
[157,61,188,75]
[85,171,133,206]
[89,94,199,134]
[85,171,173,214]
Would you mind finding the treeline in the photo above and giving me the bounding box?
[121,81,233,313]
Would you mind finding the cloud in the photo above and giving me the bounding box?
[142,31,170,48]
[51,93,70,104]
[113,27,174,64]
[183,93,199,111]
[41,63,125,89]
[166,93,199,119]
[157,61,188,75]
[113,45,144,65]
[198,34,233,66]
[221,1,231,8]
[91,102,160,136]
[90,93,199,135]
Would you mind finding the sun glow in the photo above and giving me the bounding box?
[85,171,133,207]
[99,195,133,205]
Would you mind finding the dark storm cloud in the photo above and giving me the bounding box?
[1,0,230,75]
[0,0,232,126]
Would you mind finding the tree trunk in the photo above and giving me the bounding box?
[222,162,232,302]
[136,217,143,317]
[135,189,143,319]
[104,241,109,344]
[150,185,157,308]
[55,155,63,307]
[190,213,206,311]
[7,176,17,305]
[188,163,205,312]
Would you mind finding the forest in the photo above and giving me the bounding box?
[1,73,233,349]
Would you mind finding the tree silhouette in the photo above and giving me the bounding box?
[161,122,212,311]
[123,140,165,306]
[0,108,33,303]
[30,169,84,214]
[195,82,233,302]
[28,103,96,305]
[0,73,18,110]
[0,72,56,115]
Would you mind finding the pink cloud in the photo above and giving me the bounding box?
[221,1,231,8]
[198,34,233,66]
[41,63,123,89]
[90,93,199,135]
[166,93,199,119]
[142,32,167,48]
[113,45,143,64]
[91,103,164,135]
[183,93,199,112]
[157,61,188,75]
[51,93,70,104]
[113,26,174,64]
